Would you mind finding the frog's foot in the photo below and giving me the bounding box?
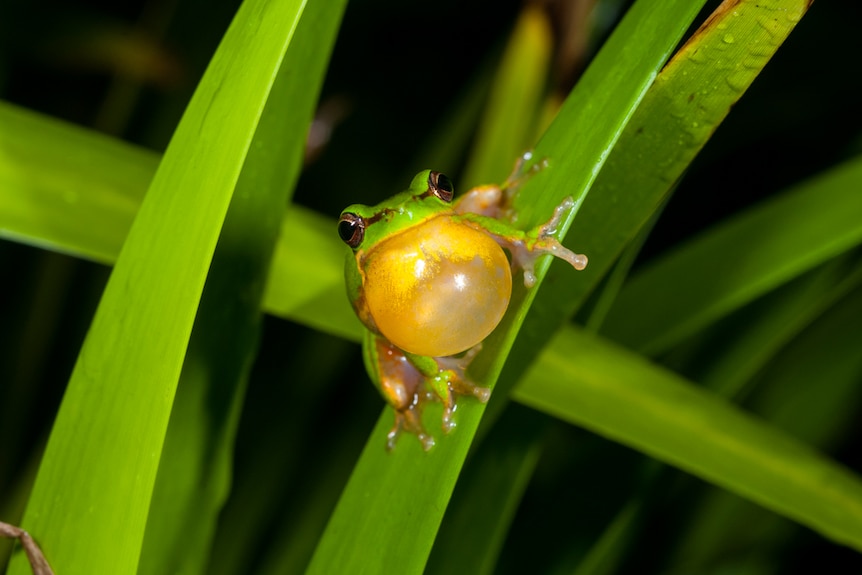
[376,342,438,451]
[509,196,588,287]
[387,394,436,452]
[382,344,489,450]
[431,345,490,434]
[500,151,550,206]
[459,152,551,221]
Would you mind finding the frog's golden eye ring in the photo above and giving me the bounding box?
[338,212,366,248]
[428,171,454,203]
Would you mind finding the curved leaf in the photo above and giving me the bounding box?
[513,323,862,551]
[306,0,708,572]
[7,0,309,572]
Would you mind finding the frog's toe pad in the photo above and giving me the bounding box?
[387,404,436,451]
[417,433,435,451]
[473,386,491,403]
[441,416,456,434]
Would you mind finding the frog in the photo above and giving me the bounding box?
[337,155,587,450]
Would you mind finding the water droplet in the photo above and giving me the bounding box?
[751,44,774,58]
[723,34,735,44]
[725,72,747,93]
[687,47,706,64]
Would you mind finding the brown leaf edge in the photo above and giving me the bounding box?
[1,521,54,575]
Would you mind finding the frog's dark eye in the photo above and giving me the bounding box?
[338,212,366,248]
[428,171,454,203]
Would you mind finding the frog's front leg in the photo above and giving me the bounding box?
[507,197,588,287]
[453,155,587,286]
[457,199,588,289]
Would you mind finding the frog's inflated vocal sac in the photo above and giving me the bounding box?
[338,160,587,450]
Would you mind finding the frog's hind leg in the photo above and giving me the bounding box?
[409,345,489,435]
[368,335,436,450]
[386,397,436,452]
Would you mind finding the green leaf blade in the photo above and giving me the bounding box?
[138,0,347,572]
[602,154,862,354]
[308,1,709,572]
[513,325,862,552]
[7,0,308,573]
[0,102,155,264]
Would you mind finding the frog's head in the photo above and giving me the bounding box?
[337,170,454,252]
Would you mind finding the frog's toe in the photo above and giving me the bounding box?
[441,410,456,434]
[522,266,538,288]
[540,239,589,271]
[417,432,436,451]
[436,347,491,410]
[387,404,436,451]
[538,198,588,269]
[386,426,400,451]
[450,376,491,404]
[472,386,491,403]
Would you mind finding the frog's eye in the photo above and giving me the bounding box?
[338,212,366,248]
[428,171,454,203]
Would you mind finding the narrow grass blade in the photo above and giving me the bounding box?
[746,284,862,451]
[665,283,862,570]
[459,5,553,189]
[513,324,862,552]
[523,0,813,357]
[138,1,346,573]
[0,104,362,342]
[425,406,548,575]
[200,333,360,575]
[571,500,644,575]
[307,1,708,572]
[700,257,862,398]
[6,0,309,573]
[0,101,156,263]
[264,205,364,341]
[602,155,862,355]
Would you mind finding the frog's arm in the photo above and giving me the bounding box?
[455,200,588,287]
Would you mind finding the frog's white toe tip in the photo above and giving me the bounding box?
[419,434,436,451]
[474,387,491,403]
[573,254,588,270]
